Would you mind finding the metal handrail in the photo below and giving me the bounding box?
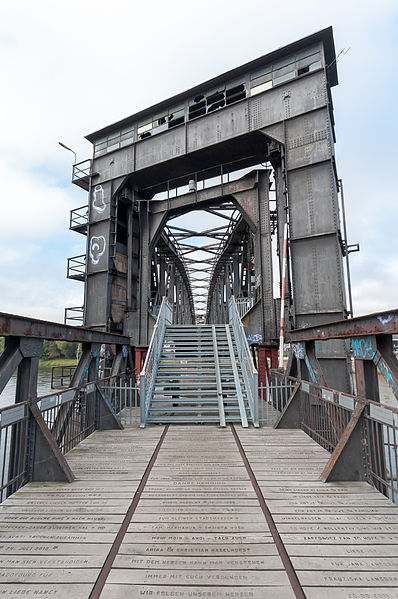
[70,205,88,229]
[64,306,84,325]
[0,372,132,502]
[228,296,259,426]
[235,297,254,318]
[271,370,398,504]
[67,255,86,279]
[72,159,92,181]
[140,297,173,426]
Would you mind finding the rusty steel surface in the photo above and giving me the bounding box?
[29,402,75,483]
[0,312,130,345]
[287,308,398,341]
[320,402,367,483]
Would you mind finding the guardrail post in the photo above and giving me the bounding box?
[8,337,75,484]
[9,339,42,488]
[274,382,301,428]
[0,337,23,395]
[253,370,259,426]
[27,402,75,482]
[140,374,146,427]
[96,382,124,430]
[321,402,368,482]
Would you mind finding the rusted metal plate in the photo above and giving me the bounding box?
[287,309,398,341]
[0,311,130,344]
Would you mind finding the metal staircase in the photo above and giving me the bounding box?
[147,324,251,425]
[140,298,258,427]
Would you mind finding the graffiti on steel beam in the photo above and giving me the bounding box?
[89,236,106,265]
[377,314,393,326]
[92,185,106,213]
[292,342,305,360]
[304,355,317,384]
[351,336,376,360]
[247,334,262,344]
[373,350,398,399]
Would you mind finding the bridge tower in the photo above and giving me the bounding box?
[68,27,352,392]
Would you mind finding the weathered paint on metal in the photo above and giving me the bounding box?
[0,312,130,345]
[288,309,398,341]
[321,402,367,482]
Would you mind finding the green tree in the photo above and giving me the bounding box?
[47,341,61,360]
[40,340,50,360]
[56,341,78,359]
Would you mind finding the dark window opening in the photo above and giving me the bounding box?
[189,100,206,120]
[188,81,245,121]
[226,83,246,105]
[168,115,185,128]
[207,98,225,112]
[206,91,224,105]
[206,90,225,113]
[298,65,310,76]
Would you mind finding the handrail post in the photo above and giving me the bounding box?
[139,296,173,427]
[228,297,259,426]
[140,373,146,427]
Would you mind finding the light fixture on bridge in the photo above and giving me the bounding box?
[58,141,77,164]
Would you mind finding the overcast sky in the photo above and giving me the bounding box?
[0,0,397,322]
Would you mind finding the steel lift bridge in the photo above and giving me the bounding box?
[2,27,398,598]
[65,25,357,427]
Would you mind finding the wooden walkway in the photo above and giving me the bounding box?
[0,424,398,598]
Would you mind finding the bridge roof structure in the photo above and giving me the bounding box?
[86,26,337,144]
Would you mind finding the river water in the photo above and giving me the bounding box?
[0,367,57,409]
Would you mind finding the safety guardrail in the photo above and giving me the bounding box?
[70,205,88,231]
[140,297,173,426]
[271,370,398,505]
[64,306,84,325]
[235,297,254,318]
[228,296,259,426]
[0,372,132,503]
[67,254,86,281]
[72,159,92,191]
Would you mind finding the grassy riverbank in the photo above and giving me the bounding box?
[39,359,78,368]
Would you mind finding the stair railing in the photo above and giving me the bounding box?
[228,296,259,426]
[140,297,173,427]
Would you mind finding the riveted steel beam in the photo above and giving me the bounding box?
[0,313,130,345]
[287,309,398,342]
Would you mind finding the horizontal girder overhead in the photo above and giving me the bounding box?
[107,135,270,191]
[287,308,398,341]
[0,313,130,345]
[150,171,259,221]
